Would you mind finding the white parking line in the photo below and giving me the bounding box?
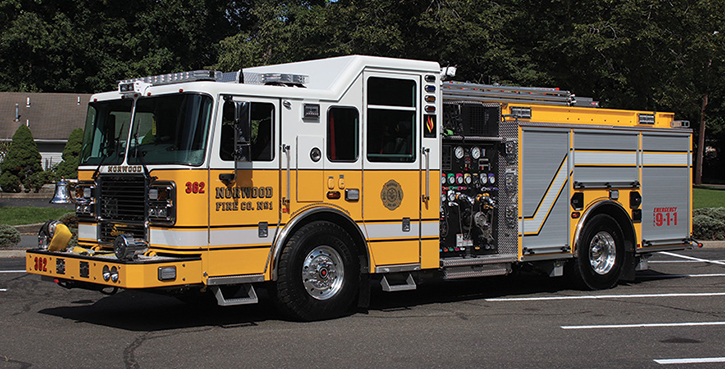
[649,260,725,263]
[638,273,725,278]
[562,321,725,330]
[660,251,725,266]
[654,357,725,365]
[0,270,26,273]
[486,292,725,302]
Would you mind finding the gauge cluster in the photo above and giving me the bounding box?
[440,141,499,257]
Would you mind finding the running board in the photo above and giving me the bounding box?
[381,273,417,292]
[443,263,511,280]
[211,284,258,306]
[441,255,517,267]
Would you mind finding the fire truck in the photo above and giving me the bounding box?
[27,55,696,320]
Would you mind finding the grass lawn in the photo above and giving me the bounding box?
[0,207,73,226]
[694,187,725,209]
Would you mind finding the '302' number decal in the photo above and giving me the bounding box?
[185,182,205,194]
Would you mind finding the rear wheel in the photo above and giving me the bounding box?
[570,214,625,290]
[272,221,359,321]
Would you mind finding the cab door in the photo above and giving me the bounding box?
[362,73,422,270]
[208,98,279,277]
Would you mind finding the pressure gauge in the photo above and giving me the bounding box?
[447,191,456,202]
[448,174,456,184]
[470,146,481,159]
[464,173,472,184]
[480,173,488,184]
[488,173,496,184]
[441,174,447,184]
[456,174,464,184]
[454,146,465,159]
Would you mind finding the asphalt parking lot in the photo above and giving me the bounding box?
[1,247,724,368]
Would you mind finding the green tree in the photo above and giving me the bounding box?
[0,0,245,93]
[55,128,84,179]
[0,125,42,193]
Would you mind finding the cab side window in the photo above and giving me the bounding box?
[327,107,359,162]
[366,77,416,162]
[220,102,275,161]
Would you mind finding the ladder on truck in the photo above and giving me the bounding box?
[441,81,598,107]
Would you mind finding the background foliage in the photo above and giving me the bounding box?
[0,125,42,192]
[2,0,724,180]
[54,128,84,179]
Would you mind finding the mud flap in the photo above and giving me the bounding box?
[619,250,636,282]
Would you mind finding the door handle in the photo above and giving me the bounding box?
[422,147,430,202]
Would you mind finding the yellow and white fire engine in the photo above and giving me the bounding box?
[27,55,697,320]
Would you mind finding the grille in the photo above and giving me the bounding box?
[98,175,146,242]
[99,175,146,221]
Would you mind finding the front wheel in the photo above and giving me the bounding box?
[570,214,625,290]
[272,221,359,321]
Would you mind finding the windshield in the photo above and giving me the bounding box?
[80,99,133,165]
[128,94,213,166]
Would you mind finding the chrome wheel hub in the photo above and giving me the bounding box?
[302,245,344,300]
[589,231,616,275]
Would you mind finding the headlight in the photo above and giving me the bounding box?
[148,182,175,225]
[75,182,96,219]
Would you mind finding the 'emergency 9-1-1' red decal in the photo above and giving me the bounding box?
[653,207,677,227]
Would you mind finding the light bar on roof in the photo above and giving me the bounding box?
[119,70,223,85]
[118,70,223,94]
[260,73,309,85]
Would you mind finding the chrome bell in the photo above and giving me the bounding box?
[49,179,73,204]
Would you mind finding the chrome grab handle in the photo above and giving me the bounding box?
[282,144,291,210]
[422,147,430,202]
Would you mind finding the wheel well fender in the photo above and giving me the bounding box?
[270,206,368,281]
[573,200,636,254]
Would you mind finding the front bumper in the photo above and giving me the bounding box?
[26,249,203,289]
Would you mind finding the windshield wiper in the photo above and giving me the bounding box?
[132,133,156,183]
[91,140,119,180]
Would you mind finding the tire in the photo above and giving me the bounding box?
[272,221,359,321]
[570,214,625,290]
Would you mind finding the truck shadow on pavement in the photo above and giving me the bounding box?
[37,270,671,331]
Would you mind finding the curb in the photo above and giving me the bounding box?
[0,250,27,258]
[14,223,44,234]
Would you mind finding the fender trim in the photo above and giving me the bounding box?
[269,205,368,280]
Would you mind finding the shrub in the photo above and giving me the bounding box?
[58,212,78,228]
[694,207,725,219]
[692,207,725,240]
[0,224,21,248]
[0,125,42,192]
[58,212,78,249]
[24,170,55,193]
[0,171,21,193]
[55,128,83,179]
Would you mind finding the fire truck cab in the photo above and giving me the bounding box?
[27,55,696,320]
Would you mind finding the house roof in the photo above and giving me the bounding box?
[0,92,92,141]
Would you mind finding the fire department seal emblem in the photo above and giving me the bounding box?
[380,180,403,210]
